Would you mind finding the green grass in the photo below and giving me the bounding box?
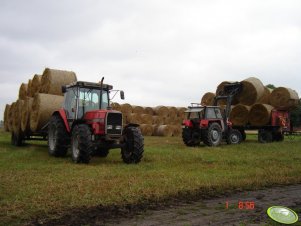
[0,131,301,225]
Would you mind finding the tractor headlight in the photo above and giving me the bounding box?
[107,125,113,129]
[115,125,122,130]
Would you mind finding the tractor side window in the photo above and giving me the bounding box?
[206,108,217,119]
[215,109,222,119]
[64,88,77,119]
[101,91,109,109]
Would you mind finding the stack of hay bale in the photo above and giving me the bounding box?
[111,103,186,137]
[201,77,299,127]
[3,68,77,136]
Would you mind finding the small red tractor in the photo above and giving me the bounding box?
[15,78,144,164]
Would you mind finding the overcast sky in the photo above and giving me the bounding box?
[1,0,301,119]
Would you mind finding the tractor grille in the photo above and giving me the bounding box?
[106,112,123,135]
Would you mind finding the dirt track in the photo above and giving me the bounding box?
[32,184,301,226]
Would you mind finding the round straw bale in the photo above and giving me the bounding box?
[152,115,164,125]
[127,113,142,124]
[18,83,28,100]
[154,125,173,137]
[30,93,64,132]
[8,102,16,132]
[229,104,250,126]
[40,68,77,96]
[140,124,154,136]
[238,77,265,105]
[27,79,33,97]
[123,113,132,125]
[111,102,121,111]
[31,74,42,95]
[140,114,153,124]
[152,124,159,136]
[13,99,24,134]
[171,125,182,137]
[270,87,299,110]
[143,107,154,115]
[167,106,177,118]
[21,97,33,132]
[4,104,11,132]
[216,81,240,105]
[132,105,144,114]
[201,92,215,106]
[176,107,187,118]
[120,103,132,114]
[249,104,274,126]
[154,106,169,117]
[257,87,271,104]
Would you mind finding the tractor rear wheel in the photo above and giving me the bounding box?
[258,129,273,143]
[71,124,93,164]
[121,126,144,164]
[203,122,222,146]
[182,128,200,146]
[226,129,242,144]
[48,115,70,157]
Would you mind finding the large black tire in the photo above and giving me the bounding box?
[182,128,200,146]
[226,129,242,144]
[11,132,24,146]
[239,129,246,141]
[203,122,222,147]
[273,131,284,142]
[48,115,70,157]
[121,126,144,164]
[71,124,93,164]
[258,130,273,143]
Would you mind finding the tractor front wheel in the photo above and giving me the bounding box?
[121,126,144,164]
[203,122,222,147]
[71,124,93,164]
[226,129,242,144]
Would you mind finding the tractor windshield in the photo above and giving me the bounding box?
[186,108,205,119]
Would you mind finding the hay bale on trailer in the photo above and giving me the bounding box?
[153,125,173,137]
[238,77,265,105]
[31,74,42,95]
[143,107,154,115]
[3,104,11,132]
[12,99,24,135]
[21,97,33,133]
[249,104,274,126]
[140,114,153,124]
[40,68,77,96]
[120,103,132,114]
[216,81,239,105]
[270,87,299,110]
[140,124,154,136]
[257,87,272,104]
[132,105,144,114]
[18,83,28,100]
[201,92,215,106]
[154,106,169,117]
[8,102,16,132]
[229,104,250,126]
[30,93,64,132]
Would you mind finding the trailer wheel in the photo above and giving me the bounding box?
[203,122,222,147]
[258,130,273,143]
[182,128,200,146]
[226,129,242,144]
[71,124,93,164]
[239,129,246,141]
[48,115,70,157]
[11,132,24,146]
[121,126,144,164]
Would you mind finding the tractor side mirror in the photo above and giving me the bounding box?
[62,86,66,93]
[120,90,125,100]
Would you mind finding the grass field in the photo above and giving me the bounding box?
[0,130,301,225]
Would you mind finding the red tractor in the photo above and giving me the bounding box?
[47,78,144,164]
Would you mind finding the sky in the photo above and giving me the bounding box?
[1,0,301,120]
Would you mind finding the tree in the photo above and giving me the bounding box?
[290,99,301,128]
[266,84,276,89]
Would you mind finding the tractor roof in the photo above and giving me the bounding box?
[186,105,219,113]
[65,81,113,91]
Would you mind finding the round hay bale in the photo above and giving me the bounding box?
[30,93,64,132]
[270,87,299,110]
[152,115,164,125]
[13,99,24,134]
[123,113,132,125]
[201,92,215,106]
[229,104,250,126]
[140,114,153,124]
[31,74,42,95]
[257,87,271,104]
[18,83,28,100]
[249,104,274,126]
[111,102,121,111]
[154,106,169,117]
[40,68,77,96]
[127,113,142,124]
[171,125,182,137]
[154,125,173,137]
[8,102,16,132]
[216,81,239,105]
[120,103,132,114]
[27,79,33,97]
[238,77,265,105]
[167,106,177,118]
[143,107,154,115]
[151,124,159,136]
[176,107,187,118]
[21,97,33,132]
[140,124,154,136]
[4,104,11,132]
[132,105,144,114]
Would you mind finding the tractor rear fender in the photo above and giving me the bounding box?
[53,109,71,133]
[124,123,140,130]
